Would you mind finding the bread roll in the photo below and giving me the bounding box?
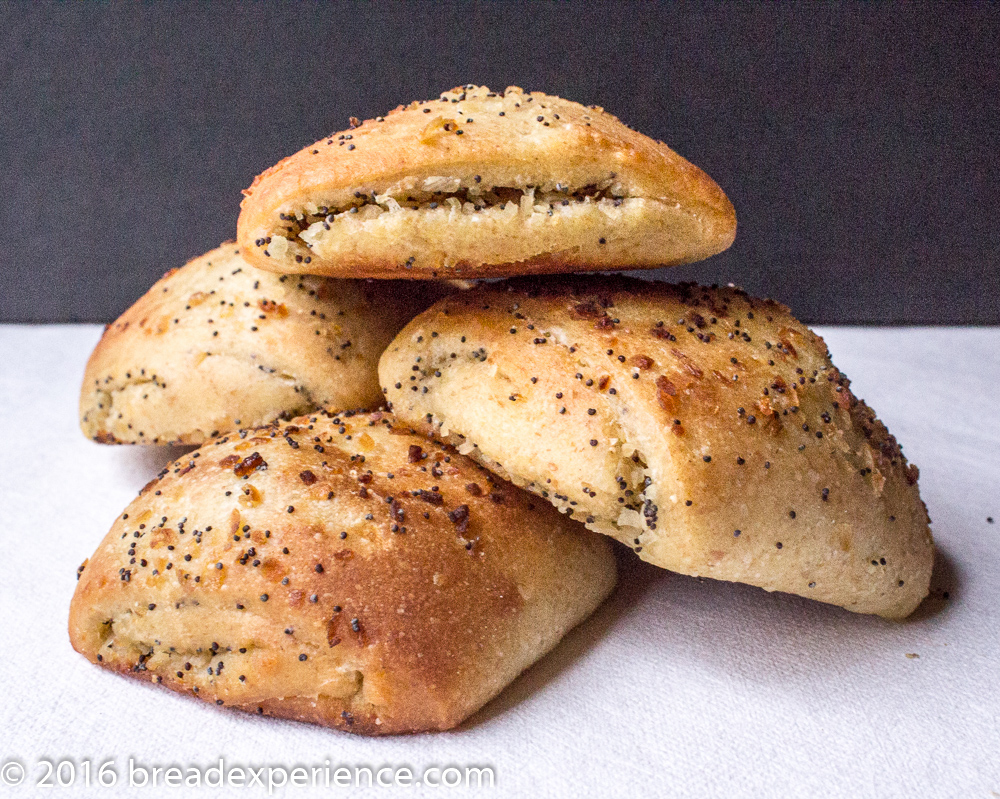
[69,410,616,734]
[379,277,933,619]
[80,242,446,445]
[237,85,736,279]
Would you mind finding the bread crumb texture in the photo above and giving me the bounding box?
[237,85,736,278]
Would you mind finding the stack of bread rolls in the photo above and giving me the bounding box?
[71,85,933,734]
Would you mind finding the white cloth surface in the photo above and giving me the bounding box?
[0,324,996,798]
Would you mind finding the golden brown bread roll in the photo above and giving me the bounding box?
[379,277,934,619]
[236,85,735,279]
[80,242,447,445]
[69,410,617,734]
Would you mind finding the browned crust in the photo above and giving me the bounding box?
[79,242,450,445]
[69,410,616,734]
[236,85,736,279]
[379,277,934,619]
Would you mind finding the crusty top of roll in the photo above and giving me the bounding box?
[80,242,447,445]
[69,410,616,734]
[237,85,736,279]
[380,277,934,619]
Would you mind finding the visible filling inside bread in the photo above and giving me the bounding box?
[434,421,654,547]
[283,176,629,238]
[251,175,655,268]
[90,605,364,703]
[398,333,656,546]
[82,359,315,444]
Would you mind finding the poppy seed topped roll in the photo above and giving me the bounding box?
[237,85,736,279]
[379,277,934,619]
[80,243,448,445]
[69,410,617,734]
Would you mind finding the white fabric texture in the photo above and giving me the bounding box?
[0,325,996,798]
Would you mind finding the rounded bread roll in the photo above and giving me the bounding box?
[69,409,617,734]
[80,242,446,445]
[379,277,934,619]
[237,85,736,279]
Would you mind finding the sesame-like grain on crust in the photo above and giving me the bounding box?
[69,410,616,734]
[237,85,736,279]
[80,243,452,445]
[380,277,933,619]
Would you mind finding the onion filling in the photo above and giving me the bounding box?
[275,178,631,241]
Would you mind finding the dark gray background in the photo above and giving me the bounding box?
[2,2,998,324]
